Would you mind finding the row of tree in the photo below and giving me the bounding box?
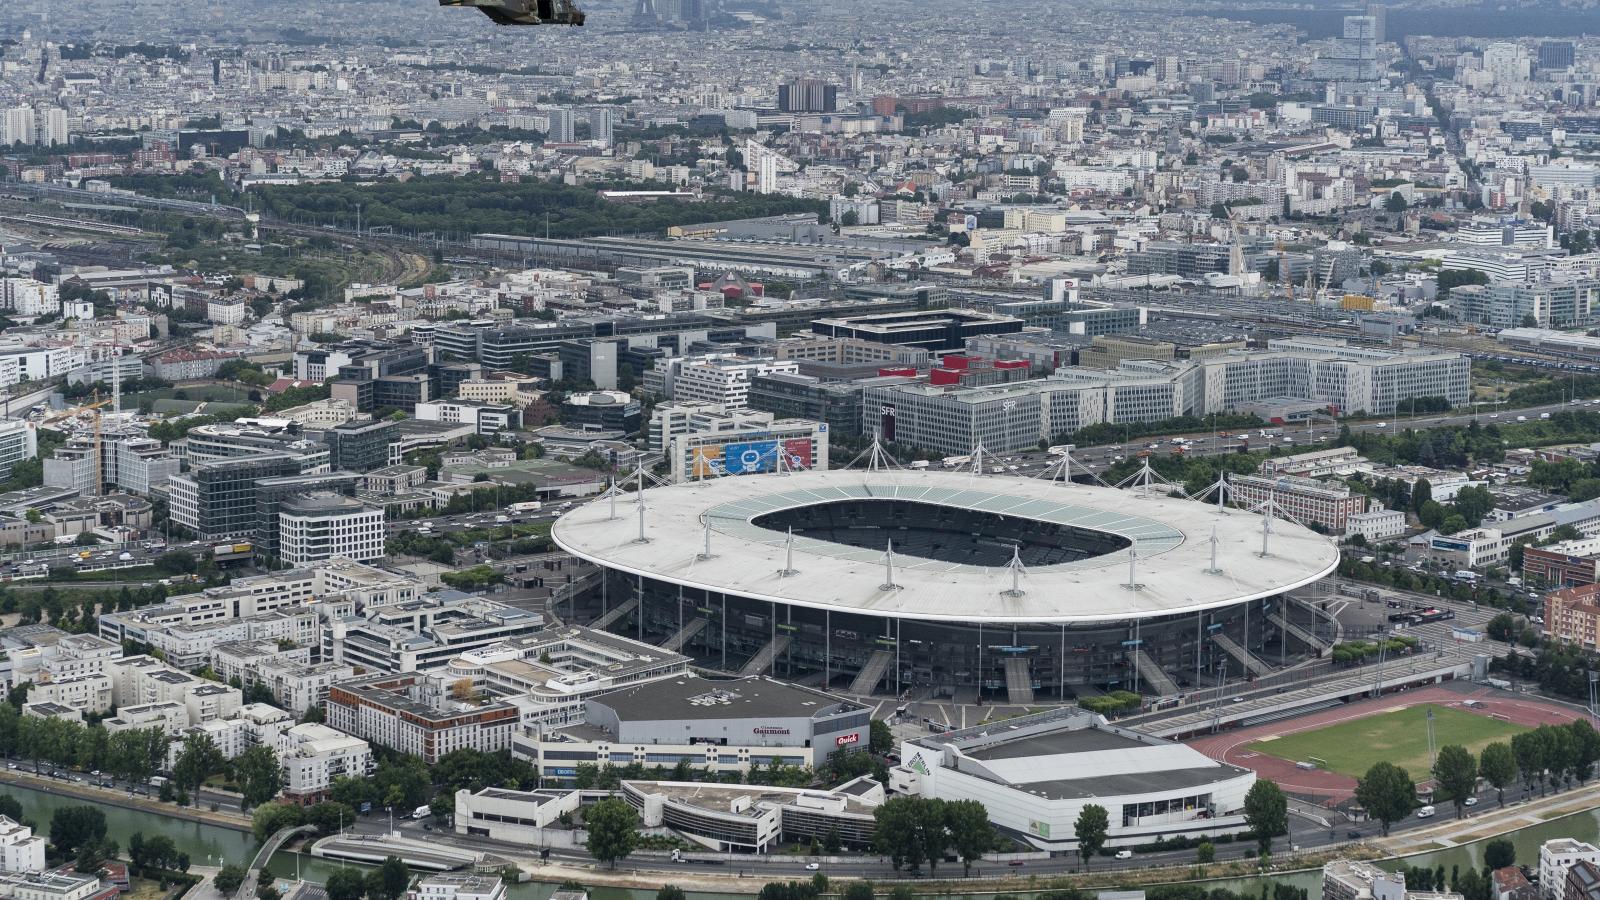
[871,796,998,875]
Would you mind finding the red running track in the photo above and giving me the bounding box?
[1184,684,1582,803]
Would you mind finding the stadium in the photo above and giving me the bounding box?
[551,468,1340,701]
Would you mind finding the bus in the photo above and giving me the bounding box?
[941,455,972,468]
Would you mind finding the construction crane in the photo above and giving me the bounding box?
[42,393,115,496]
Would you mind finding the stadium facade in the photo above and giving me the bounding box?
[552,469,1339,700]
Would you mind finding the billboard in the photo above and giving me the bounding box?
[691,446,723,478]
[783,438,813,470]
[723,440,779,475]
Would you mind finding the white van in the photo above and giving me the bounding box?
[1415,805,1435,819]
[413,805,432,819]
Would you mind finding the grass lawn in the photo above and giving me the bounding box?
[1246,703,1529,781]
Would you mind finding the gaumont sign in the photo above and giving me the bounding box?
[835,732,861,747]
[752,726,791,735]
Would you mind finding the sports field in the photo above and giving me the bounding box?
[1245,703,1529,781]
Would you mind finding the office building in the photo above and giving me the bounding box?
[661,357,800,409]
[46,429,176,495]
[277,493,385,566]
[810,309,1024,353]
[414,399,522,435]
[166,453,303,540]
[1314,16,1380,81]
[1450,280,1598,330]
[562,391,641,434]
[777,78,838,113]
[1539,41,1576,71]
[324,420,398,472]
[746,373,871,437]
[325,593,546,674]
[1127,242,1243,278]
[0,420,37,482]
[669,418,828,481]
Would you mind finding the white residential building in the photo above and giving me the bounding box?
[1346,509,1407,543]
[277,722,375,804]
[0,817,46,874]
[1540,839,1600,900]
[664,357,800,409]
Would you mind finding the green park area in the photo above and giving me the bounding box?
[1246,703,1528,781]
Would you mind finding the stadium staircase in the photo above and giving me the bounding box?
[1131,648,1181,696]
[1266,607,1330,653]
[591,596,638,631]
[738,634,791,677]
[1003,658,1035,704]
[850,649,895,695]
[1211,632,1271,678]
[661,617,708,652]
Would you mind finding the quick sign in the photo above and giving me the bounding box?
[835,732,860,747]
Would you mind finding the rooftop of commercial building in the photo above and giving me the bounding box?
[591,675,861,724]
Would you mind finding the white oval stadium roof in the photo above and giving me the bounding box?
[551,469,1340,624]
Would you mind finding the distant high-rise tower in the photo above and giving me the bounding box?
[776,77,837,113]
[41,108,68,147]
[1,106,35,146]
[1538,40,1575,71]
[547,108,575,143]
[1364,2,1386,43]
[1312,15,1378,81]
[588,108,614,147]
[633,0,659,23]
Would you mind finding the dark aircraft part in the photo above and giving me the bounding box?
[439,0,585,25]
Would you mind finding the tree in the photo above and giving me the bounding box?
[251,802,306,842]
[215,865,248,896]
[657,888,688,900]
[1074,803,1109,870]
[1243,779,1288,853]
[47,806,107,857]
[325,868,367,900]
[842,884,875,900]
[369,856,410,900]
[1386,191,1408,213]
[944,799,995,876]
[1569,719,1600,784]
[172,733,226,803]
[1477,741,1518,806]
[1197,841,1216,864]
[584,797,640,868]
[1484,838,1516,871]
[306,802,355,836]
[1355,762,1416,835]
[234,744,283,809]
[869,718,893,755]
[1431,745,1478,818]
[872,796,948,872]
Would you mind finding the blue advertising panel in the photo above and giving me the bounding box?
[723,440,778,474]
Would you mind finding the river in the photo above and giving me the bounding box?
[10,783,1598,899]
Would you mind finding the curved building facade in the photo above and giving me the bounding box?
[552,469,1339,699]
